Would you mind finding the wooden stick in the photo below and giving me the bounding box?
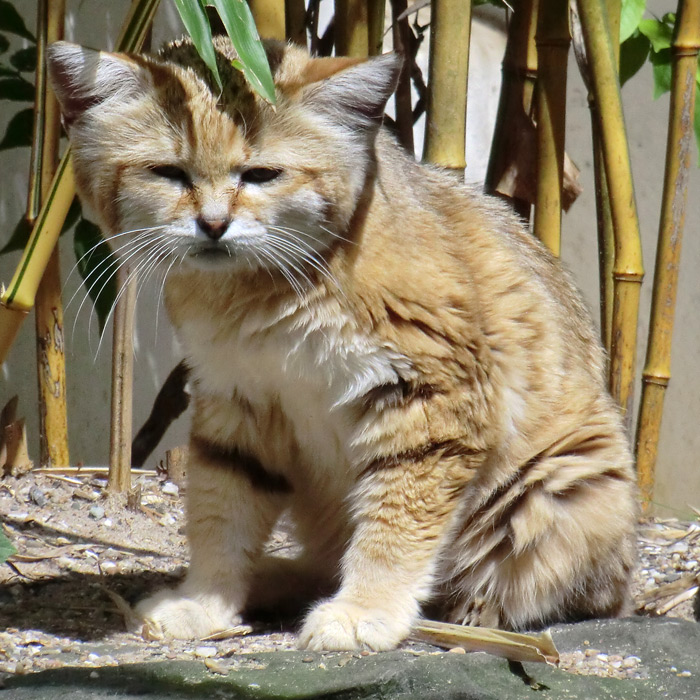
[335,0,369,56]
[635,0,700,510]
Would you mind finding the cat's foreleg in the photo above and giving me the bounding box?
[136,439,289,639]
[298,458,461,651]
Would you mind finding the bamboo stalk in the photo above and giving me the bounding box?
[423,0,472,174]
[391,0,414,153]
[485,0,539,217]
[0,0,161,367]
[285,0,307,46]
[532,0,570,256]
[367,0,385,55]
[335,0,369,56]
[635,0,699,511]
[577,0,643,422]
[248,0,285,40]
[30,0,69,468]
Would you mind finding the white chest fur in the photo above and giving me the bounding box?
[177,296,409,471]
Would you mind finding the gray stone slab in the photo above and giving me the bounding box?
[1,617,698,699]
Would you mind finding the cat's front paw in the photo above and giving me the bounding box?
[298,598,412,651]
[135,589,241,640]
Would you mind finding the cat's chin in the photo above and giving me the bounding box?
[184,246,241,271]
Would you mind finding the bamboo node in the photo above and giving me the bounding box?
[642,373,670,387]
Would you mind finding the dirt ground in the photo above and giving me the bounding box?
[1,469,698,679]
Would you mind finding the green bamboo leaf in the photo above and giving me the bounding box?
[619,30,650,86]
[0,107,33,150]
[620,0,646,43]
[74,217,118,334]
[0,76,34,101]
[0,33,9,54]
[638,18,673,53]
[0,199,80,255]
[650,48,672,99]
[10,46,37,73]
[207,0,276,105]
[172,0,222,91]
[0,1,35,42]
[0,528,16,564]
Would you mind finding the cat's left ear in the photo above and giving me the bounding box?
[303,53,402,131]
[47,41,146,127]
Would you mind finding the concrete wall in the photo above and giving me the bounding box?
[1,1,697,516]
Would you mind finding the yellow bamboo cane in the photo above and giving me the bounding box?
[423,0,472,174]
[635,0,700,511]
[285,0,307,46]
[577,0,643,422]
[30,0,69,468]
[532,0,570,256]
[485,0,539,217]
[368,0,385,55]
[249,0,285,40]
[335,0,369,57]
[594,0,620,355]
[0,0,161,367]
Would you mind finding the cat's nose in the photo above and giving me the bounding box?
[197,216,230,240]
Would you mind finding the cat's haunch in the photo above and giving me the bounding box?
[48,36,637,650]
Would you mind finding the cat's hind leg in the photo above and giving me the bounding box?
[136,437,290,639]
[445,416,637,630]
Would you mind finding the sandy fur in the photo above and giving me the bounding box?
[48,37,638,650]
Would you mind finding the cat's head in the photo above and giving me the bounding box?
[47,37,400,275]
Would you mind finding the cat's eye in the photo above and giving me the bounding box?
[240,168,282,185]
[150,164,192,187]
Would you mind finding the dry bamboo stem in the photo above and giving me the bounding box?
[368,0,385,55]
[423,0,472,174]
[577,0,643,421]
[248,0,286,40]
[285,0,307,46]
[108,268,137,493]
[593,0,620,353]
[484,0,539,217]
[391,0,414,153]
[635,0,700,511]
[532,0,570,256]
[335,0,369,56]
[29,0,69,468]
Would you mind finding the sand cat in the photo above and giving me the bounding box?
[48,37,637,650]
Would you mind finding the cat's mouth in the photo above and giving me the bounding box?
[187,243,236,268]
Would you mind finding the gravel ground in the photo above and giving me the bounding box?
[1,470,698,681]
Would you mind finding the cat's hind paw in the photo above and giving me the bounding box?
[298,598,411,651]
[135,589,241,640]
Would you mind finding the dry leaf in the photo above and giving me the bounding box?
[411,618,559,666]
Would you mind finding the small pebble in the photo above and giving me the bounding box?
[678,671,692,677]
[89,505,105,520]
[302,656,314,663]
[194,646,217,658]
[448,647,466,654]
[87,653,100,662]
[102,518,113,527]
[28,486,48,507]
[89,671,99,679]
[596,653,609,662]
[161,482,179,497]
[100,561,118,575]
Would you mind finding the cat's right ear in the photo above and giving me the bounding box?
[47,41,144,127]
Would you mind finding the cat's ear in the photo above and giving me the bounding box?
[303,53,402,130]
[47,41,145,126]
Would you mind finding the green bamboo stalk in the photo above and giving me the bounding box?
[248,0,285,40]
[0,0,161,367]
[532,0,570,256]
[335,0,369,56]
[635,0,700,511]
[29,0,70,468]
[423,0,472,174]
[577,0,643,422]
[485,0,539,217]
